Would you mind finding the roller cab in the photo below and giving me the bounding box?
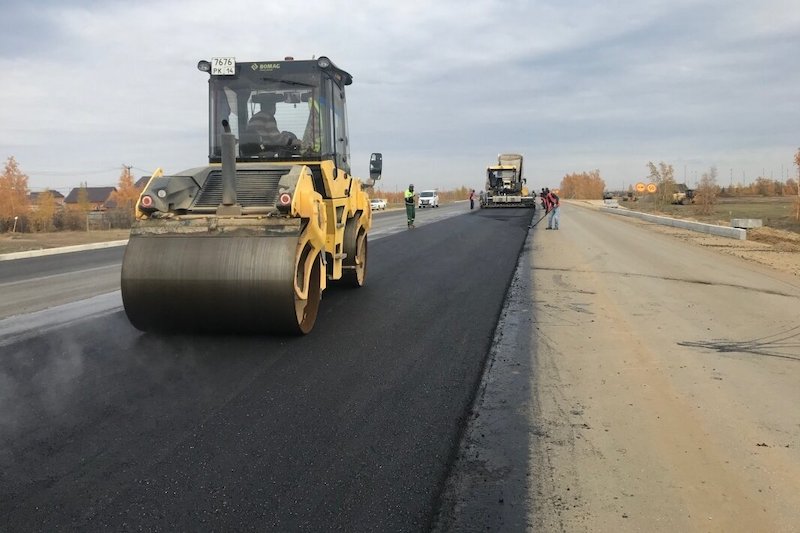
[121,56,382,334]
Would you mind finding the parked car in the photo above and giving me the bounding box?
[370,198,387,210]
[418,190,439,208]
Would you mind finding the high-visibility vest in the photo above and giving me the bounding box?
[404,189,414,204]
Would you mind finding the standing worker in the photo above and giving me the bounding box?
[540,188,550,212]
[469,189,475,210]
[404,184,416,228]
[546,188,560,230]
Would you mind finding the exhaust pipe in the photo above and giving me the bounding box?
[221,120,237,206]
[217,120,241,216]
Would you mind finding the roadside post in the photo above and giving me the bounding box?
[646,183,658,212]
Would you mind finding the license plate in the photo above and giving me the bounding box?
[211,57,235,75]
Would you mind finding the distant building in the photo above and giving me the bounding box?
[28,190,66,209]
[64,187,117,211]
[134,176,151,190]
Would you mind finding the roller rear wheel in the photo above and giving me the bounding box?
[339,215,367,287]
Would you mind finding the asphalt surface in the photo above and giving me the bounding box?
[0,248,125,319]
[0,207,535,531]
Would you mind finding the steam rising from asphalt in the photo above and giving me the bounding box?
[0,293,123,440]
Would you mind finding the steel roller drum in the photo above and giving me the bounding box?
[121,233,320,334]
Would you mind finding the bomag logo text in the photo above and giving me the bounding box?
[251,63,281,71]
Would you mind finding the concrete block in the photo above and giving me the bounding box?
[731,218,762,229]
[600,207,747,240]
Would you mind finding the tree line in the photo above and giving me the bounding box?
[0,156,141,233]
[557,147,800,220]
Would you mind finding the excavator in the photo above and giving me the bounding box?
[121,56,382,334]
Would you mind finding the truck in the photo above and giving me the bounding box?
[480,153,535,208]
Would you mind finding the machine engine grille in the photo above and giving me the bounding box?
[192,168,289,208]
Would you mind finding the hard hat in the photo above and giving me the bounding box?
[409,184,414,189]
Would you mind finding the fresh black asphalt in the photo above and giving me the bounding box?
[0,247,125,283]
[0,208,535,531]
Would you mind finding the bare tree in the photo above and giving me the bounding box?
[646,161,675,210]
[695,166,718,216]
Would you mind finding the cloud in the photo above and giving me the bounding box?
[1,0,798,193]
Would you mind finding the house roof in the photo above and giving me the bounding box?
[134,176,151,189]
[64,186,117,204]
[29,190,66,200]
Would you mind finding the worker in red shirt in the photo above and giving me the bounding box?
[545,188,560,230]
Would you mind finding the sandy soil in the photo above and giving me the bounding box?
[526,205,800,532]
[585,201,800,278]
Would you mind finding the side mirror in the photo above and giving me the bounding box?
[369,152,383,180]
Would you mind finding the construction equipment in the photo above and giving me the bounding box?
[480,153,535,208]
[121,56,381,335]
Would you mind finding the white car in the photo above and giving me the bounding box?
[370,198,387,210]
[418,190,439,208]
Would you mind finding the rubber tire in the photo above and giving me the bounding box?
[339,215,367,287]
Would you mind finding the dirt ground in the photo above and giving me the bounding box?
[586,201,800,278]
[620,223,800,277]
[0,230,130,255]
[437,202,800,532]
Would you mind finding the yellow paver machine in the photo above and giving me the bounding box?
[121,56,382,334]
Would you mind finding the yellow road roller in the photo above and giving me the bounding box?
[121,56,382,334]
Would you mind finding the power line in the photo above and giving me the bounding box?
[23,167,122,176]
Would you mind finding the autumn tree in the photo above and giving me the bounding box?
[110,166,140,212]
[753,176,775,196]
[694,166,718,215]
[107,165,140,228]
[0,156,31,232]
[559,170,605,199]
[646,161,675,209]
[31,189,57,232]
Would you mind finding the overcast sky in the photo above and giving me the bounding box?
[1,0,798,194]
